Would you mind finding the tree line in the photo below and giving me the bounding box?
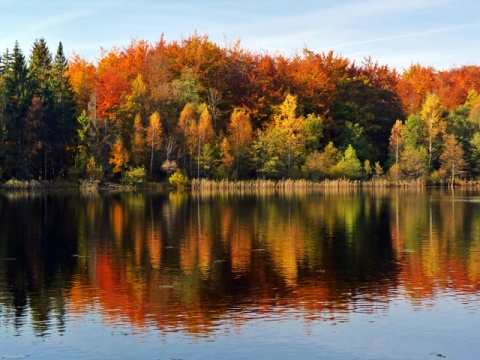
[1,34,480,185]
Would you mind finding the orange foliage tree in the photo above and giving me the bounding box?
[396,64,438,115]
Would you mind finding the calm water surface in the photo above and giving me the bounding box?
[1,188,480,359]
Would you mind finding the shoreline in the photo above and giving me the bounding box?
[3,177,480,192]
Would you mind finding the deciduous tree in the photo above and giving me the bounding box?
[389,120,404,165]
[146,112,163,175]
[398,145,428,180]
[420,94,446,168]
[331,144,362,179]
[131,114,146,167]
[109,139,129,174]
[440,134,467,186]
[227,108,253,176]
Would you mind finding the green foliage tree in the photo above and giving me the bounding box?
[332,69,403,164]
[302,113,323,153]
[446,105,473,168]
[73,110,102,179]
[319,142,342,178]
[403,114,425,149]
[469,97,480,132]
[331,144,362,179]
[339,121,373,162]
[253,127,284,179]
[469,132,480,175]
[197,143,215,178]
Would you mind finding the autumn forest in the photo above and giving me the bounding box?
[2,34,480,185]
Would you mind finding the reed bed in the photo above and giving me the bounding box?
[190,178,428,192]
[454,179,480,188]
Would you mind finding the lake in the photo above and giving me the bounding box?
[1,188,480,359]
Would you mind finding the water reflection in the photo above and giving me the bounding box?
[1,188,480,338]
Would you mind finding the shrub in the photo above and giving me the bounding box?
[388,163,401,182]
[122,166,147,186]
[169,169,189,189]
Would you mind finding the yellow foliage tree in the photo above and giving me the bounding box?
[227,108,253,173]
[389,119,404,165]
[220,137,234,174]
[109,140,130,174]
[146,112,163,175]
[178,103,198,158]
[420,94,446,168]
[131,114,146,167]
[196,103,214,178]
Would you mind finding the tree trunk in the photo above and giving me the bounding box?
[150,131,154,175]
[451,164,455,189]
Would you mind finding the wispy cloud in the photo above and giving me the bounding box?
[0,2,118,46]
[316,22,480,52]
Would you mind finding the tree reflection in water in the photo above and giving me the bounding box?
[1,188,480,338]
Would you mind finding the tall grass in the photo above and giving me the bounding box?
[189,178,427,192]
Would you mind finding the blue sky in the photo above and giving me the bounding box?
[1,0,479,71]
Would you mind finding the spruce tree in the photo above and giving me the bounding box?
[29,38,53,178]
[4,42,31,178]
[0,49,11,178]
[50,42,77,177]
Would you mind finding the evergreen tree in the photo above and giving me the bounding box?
[0,50,10,178]
[0,49,12,75]
[29,38,52,96]
[3,42,32,178]
[29,38,53,178]
[50,42,77,177]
